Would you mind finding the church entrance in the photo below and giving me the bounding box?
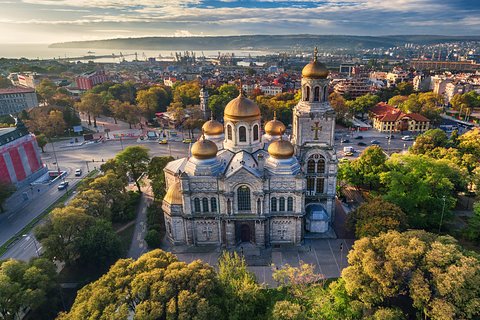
[240,224,251,242]
[236,221,255,244]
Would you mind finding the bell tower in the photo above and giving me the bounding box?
[291,47,337,234]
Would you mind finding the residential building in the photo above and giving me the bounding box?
[370,102,430,133]
[0,87,39,116]
[75,70,108,90]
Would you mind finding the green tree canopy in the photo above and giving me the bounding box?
[148,156,175,200]
[115,146,150,192]
[59,250,223,320]
[348,198,407,238]
[410,128,449,155]
[0,258,58,320]
[342,230,480,320]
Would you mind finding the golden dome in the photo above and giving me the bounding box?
[265,112,286,136]
[224,94,261,121]
[164,181,182,205]
[191,135,218,160]
[302,47,329,79]
[202,119,224,135]
[268,139,294,159]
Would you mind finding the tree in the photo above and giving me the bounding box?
[348,198,407,238]
[0,258,58,320]
[136,86,171,119]
[458,128,480,159]
[148,156,175,200]
[35,206,93,265]
[410,128,448,155]
[218,251,265,320]
[173,81,200,107]
[346,93,380,119]
[380,154,464,229]
[115,146,150,192]
[396,82,413,96]
[387,95,408,107]
[27,109,67,138]
[58,250,223,319]
[77,219,121,266]
[167,102,186,125]
[329,92,350,124]
[338,146,387,190]
[36,79,56,105]
[0,76,12,88]
[183,105,204,138]
[271,301,306,320]
[76,92,104,127]
[69,189,111,219]
[342,230,480,320]
[465,202,480,242]
[0,182,15,213]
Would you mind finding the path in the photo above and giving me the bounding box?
[127,183,153,259]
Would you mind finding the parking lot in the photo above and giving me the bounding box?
[335,129,416,159]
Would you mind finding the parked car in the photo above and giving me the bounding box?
[385,134,395,139]
[370,140,380,145]
[401,135,414,141]
[182,138,192,144]
[354,135,363,140]
[340,139,350,143]
[75,169,82,176]
[159,139,168,144]
[57,181,69,190]
[344,151,354,156]
[357,142,367,146]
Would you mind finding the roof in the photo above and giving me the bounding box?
[370,102,396,117]
[224,151,261,178]
[0,87,35,94]
[402,113,430,122]
[380,110,403,122]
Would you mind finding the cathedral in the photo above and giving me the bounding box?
[162,49,338,247]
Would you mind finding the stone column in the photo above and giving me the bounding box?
[255,220,265,247]
[226,220,236,247]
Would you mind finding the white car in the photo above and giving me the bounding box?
[401,136,414,141]
[75,168,82,176]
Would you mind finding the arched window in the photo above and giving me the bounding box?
[227,199,232,215]
[271,197,277,212]
[237,185,251,211]
[287,197,293,211]
[307,159,315,174]
[202,197,209,212]
[239,126,247,142]
[227,124,232,140]
[305,86,310,101]
[314,86,320,102]
[307,177,315,192]
[253,124,259,141]
[279,197,285,211]
[211,197,217,212]
[194,198,201,212]
[257,199,261,214]
[316,178,325,194]
[317,157,325,173]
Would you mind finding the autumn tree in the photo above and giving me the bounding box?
[75,92,104,127]
[136,86,171,119]
[173,81,200,107]
[348,198,407,238]
[0,258,59,320]
[0,76,12,88]
[69,189,111,219]
[115,146,150,192]
[36,79,56,105]
[342,230,480,320]
[329,92,350,124]
[387,95,408,107]
[58,250,223,320]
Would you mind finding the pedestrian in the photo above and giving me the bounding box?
[37,188,40,193]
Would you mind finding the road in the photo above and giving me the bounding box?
[0,139,189,261]
[127,184,153,259]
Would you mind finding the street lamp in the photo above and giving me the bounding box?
[438,195,447,233]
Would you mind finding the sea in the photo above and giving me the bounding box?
[0,43,270,63]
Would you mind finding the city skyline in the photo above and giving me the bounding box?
[0,0,479,44]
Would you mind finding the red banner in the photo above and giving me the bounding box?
[0,156,11,184]
[23,141,40,173]
[9,148,26,181]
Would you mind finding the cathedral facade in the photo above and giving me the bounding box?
[162,50,338,247]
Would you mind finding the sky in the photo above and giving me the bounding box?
[0,0,479,44]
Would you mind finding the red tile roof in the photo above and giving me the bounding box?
[402,113,430,122]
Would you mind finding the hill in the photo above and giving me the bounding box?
[49,34,480,51]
